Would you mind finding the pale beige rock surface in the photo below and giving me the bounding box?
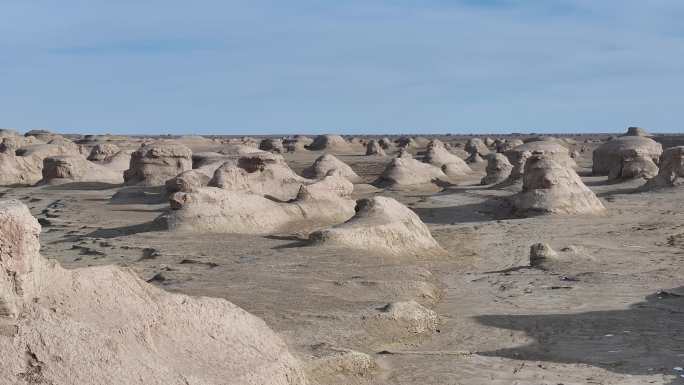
[124,143,192,186]
[309,196,444,256]
[512,153,605,216]
[303,154,361,183]
[0,200,306,385]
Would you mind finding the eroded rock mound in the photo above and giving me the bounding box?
[307,135,352,152]
[378,137,394,150]
[496,139,524,153]
[124,143,192,186]
[376,157,447,189]
[481,153,513,185]
[166,176,356,234]
[592,136,662,181]
[86,143,132,173]
[309,196,444,256]
[504,141,576,183]
[41,155,123,184]
[424,140,470,177]
[0,200,306,385]
[466,152,485,164]
[259,138,285,153]
[512,153,604,216]
[624,126,649,137]
[465,138,489,157]
[641,146,684,190]
[283,136,313,152]
[165,169,211,194]
[87,143,121,162]
[210,154,311,201]
[0,143,80,186]
[303,154,361,183]
[366,140,386,156]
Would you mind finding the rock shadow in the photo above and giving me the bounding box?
[85,218,167,239]
[412,197,511,225]
[476,288,684,383]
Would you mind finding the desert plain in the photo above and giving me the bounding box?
[1,128,684,384]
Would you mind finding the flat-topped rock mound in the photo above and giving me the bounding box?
[166,175,356,234]
[0,200,306,385]
[641,146,684,190]
[303,154,361,183]
[309,196,445,257]
[306,135,353,152]
[124,143,192,186]
[41,155,123,184]
[511,153,605,216]
[592,136,662,181]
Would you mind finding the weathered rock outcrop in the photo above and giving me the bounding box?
[165,169,212,194]
[41,155,123,184]
[481,153,513,185]
[511,153,604,216]
[0,143,79,186]
[496,139,524,153]
[504,141,576,183]
[307,135,353,152]
[87,143,121,162]
[303,154,361,183]
[210,154,311,201]
[624,126,649,137]
[640,146,684,190]
[465,138,489,157]
[376,157,447,189]
[592,136,662,181]
[283,136,313,152]
[259,138,285,153]
[0,200,306,385]
[166,176,356,234]
[424,140,470,177]
[309,196,444,257]
[124,143,192,186]
[366,140,386,156]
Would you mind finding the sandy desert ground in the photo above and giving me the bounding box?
[2,130,684,384]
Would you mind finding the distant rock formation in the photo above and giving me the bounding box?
[303,154,361,183]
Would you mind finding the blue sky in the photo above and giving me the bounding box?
[1,0,683,134]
